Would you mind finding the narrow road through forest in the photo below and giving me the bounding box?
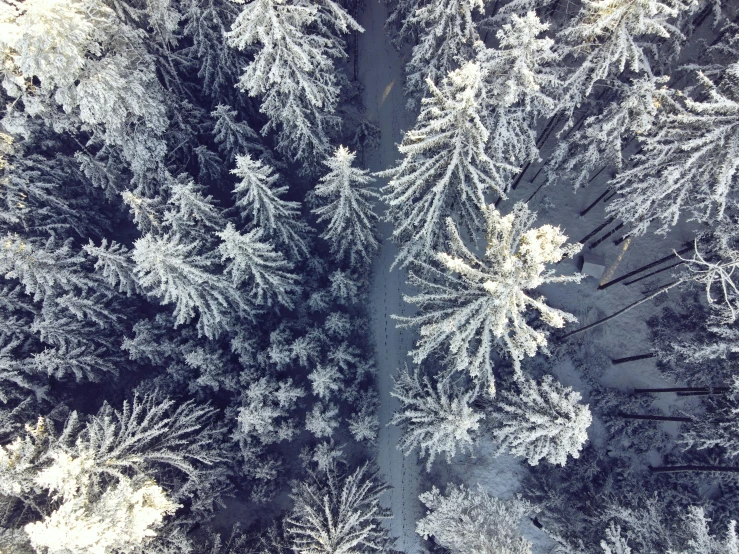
[357,2,424,552]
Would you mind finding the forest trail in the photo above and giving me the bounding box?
[357,2,424,552]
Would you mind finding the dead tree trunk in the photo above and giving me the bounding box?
[650,465,739,474]
[623,261,684,286]
[634,387,729,394]
[618,413,693,422]
[612,353,654,364]
[559,280,684,340]
[579,216,616,244]
[579,188,612,217]
[598,244,693,289]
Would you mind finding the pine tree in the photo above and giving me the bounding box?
[182,0,244,103]
[416,484,533,554]
[545,76,670,190]
[403,0,485,104]
[24,473,180,554]
[380,62,517,267]
[475,12,559,168]
[491,375,592,466]
[668,507,739,554]
[328,269,362,305]
[284,463,390,554]
[226,0,362,169]
[557,0,694,117]
[308,364,343,400]
[217,223,299,309]
[390,365,484,470]
[348,391,379,443]
[601,522,633,554]
[305,402,340,438]
[398,203,582,393]
[608,64,739,236]
[231,154,311,260]
[83,239,140,297]
[211,104,262,161]
[1,234,98,302]
[132,232,247,339]
[163,177,226,236]
[234,376,305,446]
[312,146,379,268]
[0,0,169,191]
[0,394,229,553]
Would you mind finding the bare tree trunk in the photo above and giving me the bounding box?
[634,387,729,394]
[536,114,562,148]
[612,353,654,364]
[618,412,693,422]
[511,161,531,190]
[579,216,616,244]
[598,244,693,289]
[623,261,684,286]
[650,465,739,474]
[559,280,684,340]
[589,222,624,248]
[579,188,611,217]
[526,179,548,203]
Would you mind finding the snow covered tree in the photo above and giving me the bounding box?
[348,390,379,443]
[380,62,518,267]
[0,0,169,191]
[0,393,229,553]
[668,507,739,554]
[121,190,165,235]
[558,0,694,117]
[328,269,362,305]
[601,522,633,554]
[402,0,485,104]
[305,402,340,438]
[182,0,244,103]
[312,146,379,268]
[475,12,559,168]
[211,104,262,161]
[390,365,483,471]
[163,177,226,236]
[226,0,362,168]
[24,473,179,554]
[398,203,582,393]
[234,376,305,446]
[545,76,671,190]
[217,223,299,309]
[1,234,98,302]
[416,484,533,554]
[608,64,739,236]
[83,239,140,297]
[285,463,390,553]
[132,232,247,339]
[308,364,343,400]
[231,154,311,260]
[490,375,592,466]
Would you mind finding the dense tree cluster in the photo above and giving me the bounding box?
[2,0,739,550]
[0,0,384,550]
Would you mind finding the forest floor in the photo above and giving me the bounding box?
[357,1,425,552]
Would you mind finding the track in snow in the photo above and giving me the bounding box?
[357,2,424,552]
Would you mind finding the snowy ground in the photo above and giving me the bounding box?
[357,2,425,552]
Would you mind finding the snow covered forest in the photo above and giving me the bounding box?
[3,0,739,551]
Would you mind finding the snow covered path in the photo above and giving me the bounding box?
[357,3,424,552]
